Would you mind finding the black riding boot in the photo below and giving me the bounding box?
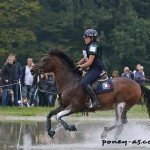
[85,85,101,108]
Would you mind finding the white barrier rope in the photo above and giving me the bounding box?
[0,82,57,107]
[0,82,57,95]
[21,85,57,95]
[0,82,18,88]
[37,89,57,94]
[0,82,57,108]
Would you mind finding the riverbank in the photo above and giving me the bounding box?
[0,104,149,121]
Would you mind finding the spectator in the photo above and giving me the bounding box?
[38,74,47,107]
[51,77,57,107]
[0,88,2,104]
[0,69,2,84]
[46,72,57,107]
[21,58,34,105]
[9,53,22,106]
[121,67,134,80]
[110,70,119,78]
[30,75,39,107]
[0,56,14,106]
[133,64,141,76]
[134,66,146,86]
[0,69,2,104]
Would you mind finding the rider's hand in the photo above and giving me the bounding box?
[74,65,80,70]
[79,65,83,71]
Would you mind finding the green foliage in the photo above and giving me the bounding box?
[110,2,150,73]
[0,0,40,61]
[0,0,150,77]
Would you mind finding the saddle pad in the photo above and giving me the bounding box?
[94,79,114,94]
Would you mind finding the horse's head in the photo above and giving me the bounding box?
[31,54,54,76]
[31,49,83,77]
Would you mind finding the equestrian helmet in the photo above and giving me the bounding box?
[83,29,98,38]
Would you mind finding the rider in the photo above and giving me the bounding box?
[77,29,107,108]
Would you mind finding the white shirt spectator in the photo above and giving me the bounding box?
[24,65,34,86]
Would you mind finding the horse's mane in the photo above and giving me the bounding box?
[48,49,82,76]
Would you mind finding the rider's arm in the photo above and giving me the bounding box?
[80,55,95,68]
[77,58,86,65]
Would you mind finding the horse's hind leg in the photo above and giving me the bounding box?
[101,102,127,139]
[101,108,118,139]
[114,102,126,140]
[46,105,64,138]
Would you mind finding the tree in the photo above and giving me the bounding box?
[109,1,150,75]
[0,0,40,65]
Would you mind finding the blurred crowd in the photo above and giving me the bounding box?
[111,64,147,86]
[0,54,148,107]
[0,54,57,107]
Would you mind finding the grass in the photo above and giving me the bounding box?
[0,104,149,119]
[0,106,53,116]
[72,104,149,118]
[0,86,149,119]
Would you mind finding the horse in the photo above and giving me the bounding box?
[31,49,150,139]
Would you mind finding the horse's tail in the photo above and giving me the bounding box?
[140,84,150,118]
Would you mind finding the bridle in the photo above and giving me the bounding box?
[32,53,82,77]
[32,54,53,76]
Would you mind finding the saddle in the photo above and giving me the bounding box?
[85,72,114,108]
[91,72,114,94]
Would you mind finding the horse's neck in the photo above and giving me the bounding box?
[54,67,80,92]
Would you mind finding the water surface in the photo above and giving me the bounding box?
[0,119,150,150]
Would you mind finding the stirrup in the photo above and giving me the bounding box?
[89,104,101,108]
[85,98,101,108]
[91,101,101,108]
[85,99,92,108]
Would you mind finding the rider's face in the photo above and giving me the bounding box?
[84,37,91,44]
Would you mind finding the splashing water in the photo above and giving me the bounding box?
[100,120,150,149]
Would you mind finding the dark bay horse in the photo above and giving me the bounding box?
[31,49,150,139]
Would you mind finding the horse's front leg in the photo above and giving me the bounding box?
[46,105,63,138]
[56,105,77,132]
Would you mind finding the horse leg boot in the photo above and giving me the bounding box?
[85,85,100,108]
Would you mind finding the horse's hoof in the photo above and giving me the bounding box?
[48,130,55,138]
[69,124,77,131]
[122,118,128,124]
[101,130,107,139]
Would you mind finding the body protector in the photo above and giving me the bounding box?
[82,42,107,71]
